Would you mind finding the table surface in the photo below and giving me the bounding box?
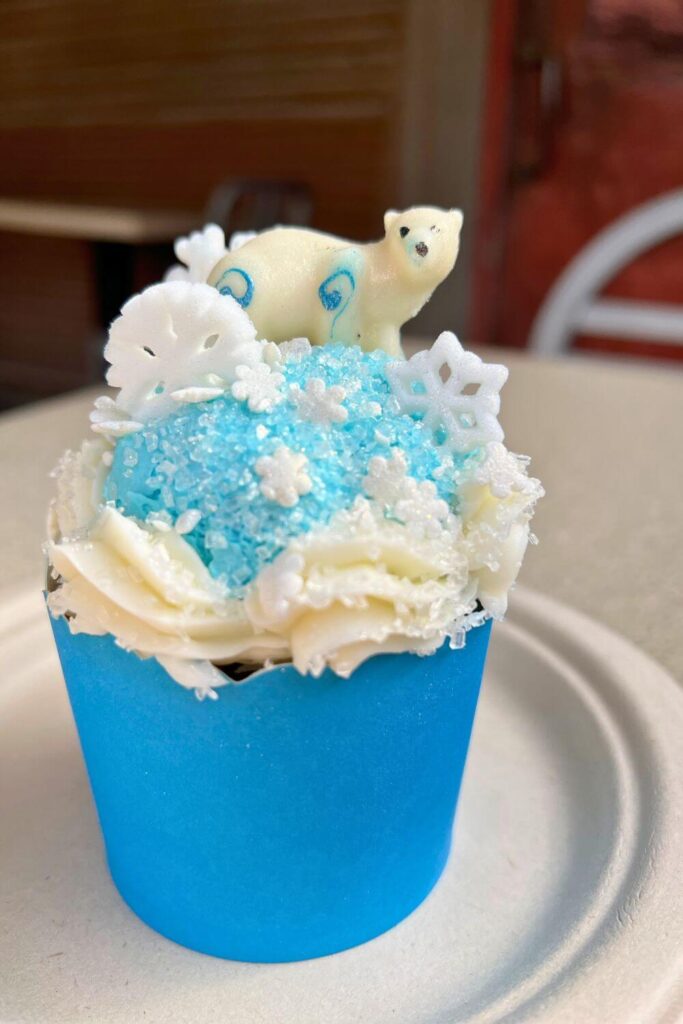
[0,347,680,682]
[0,197,199,244]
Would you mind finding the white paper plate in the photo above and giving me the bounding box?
[1,587,681,1024]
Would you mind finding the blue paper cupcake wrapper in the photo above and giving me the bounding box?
[49,612,491,961]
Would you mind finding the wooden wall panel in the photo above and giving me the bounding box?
[0,0,404,128]
[0,233,93,404]
[0,120,392,239]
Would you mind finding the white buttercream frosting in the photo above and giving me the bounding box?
[47,435,543,691]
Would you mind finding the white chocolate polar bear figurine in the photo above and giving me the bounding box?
[207,206,463,358]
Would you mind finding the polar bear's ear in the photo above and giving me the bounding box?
[383,209,400,233]
[449,209,464,234]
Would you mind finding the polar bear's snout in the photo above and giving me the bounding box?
[415,241,429,257]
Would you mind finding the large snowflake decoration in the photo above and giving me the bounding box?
[255,446,312,507]
[386,332,508,454]
[104,281,264,421]
[231,363,285,413]
[290,377,348,426]
[165,224,227,283]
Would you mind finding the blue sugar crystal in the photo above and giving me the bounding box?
[105,345,472,595]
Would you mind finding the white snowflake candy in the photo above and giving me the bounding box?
[165,224,227,283]
[290,377,348,426]
[363,448,453,538]
[387,332,508,454]
[394,480,451,539]
[104,281,264,421]
[363,450,410,506]
[255,446,312,507]
[231,363,285,413]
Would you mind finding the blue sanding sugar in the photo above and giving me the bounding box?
[104,345,471,594]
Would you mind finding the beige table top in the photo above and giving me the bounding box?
[0,349,680,682]
[0,197,199,244]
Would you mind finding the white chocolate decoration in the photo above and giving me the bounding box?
[207,207,463,357]
[104,281,264,421]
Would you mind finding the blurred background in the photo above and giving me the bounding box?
[0,0,682,410]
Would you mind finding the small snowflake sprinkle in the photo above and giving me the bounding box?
[394,480,451,539]
[231,363,284,413]
[363,450,410,505]
[387,332,508,454]
[363,449,453,538]
[175,508,202,535]
[290,376,348,425]
[255,446,312,507]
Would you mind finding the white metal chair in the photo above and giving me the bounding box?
[529,189,683,354]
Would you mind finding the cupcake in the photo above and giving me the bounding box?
[46,212,543,961]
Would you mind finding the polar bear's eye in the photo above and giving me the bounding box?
[399,226,409,238]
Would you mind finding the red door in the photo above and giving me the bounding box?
[472,0,683,360]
